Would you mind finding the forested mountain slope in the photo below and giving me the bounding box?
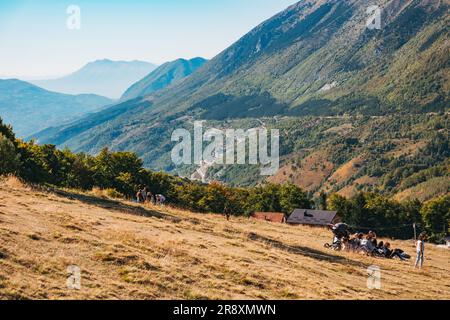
[121,57,207,101]
[0,79,112,137]
[35,0,449,196]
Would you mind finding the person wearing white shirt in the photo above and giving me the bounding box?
[414,234,426,269]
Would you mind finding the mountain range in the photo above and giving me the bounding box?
[0,79,112,137]
[121,57,207,101]
[31,0,449,200]
[32,59,157,99]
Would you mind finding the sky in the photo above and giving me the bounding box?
[0,0,296,79]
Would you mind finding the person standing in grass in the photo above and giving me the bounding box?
[142,187,149,202]
[223,205,231,221]
[145,189,154,204]
[136,189,144,203]
[415,234,426,269]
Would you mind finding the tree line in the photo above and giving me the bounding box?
[1,117,448,243]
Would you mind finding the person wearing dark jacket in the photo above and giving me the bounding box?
[384,243,408,261]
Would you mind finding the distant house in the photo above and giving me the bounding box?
[287,209,338,227]
[252,212,287,224]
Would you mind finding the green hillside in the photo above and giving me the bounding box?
[33,0,449,198]
[0,79,113,137]
[121,57,207,101]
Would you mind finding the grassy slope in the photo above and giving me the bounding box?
[0,177,449,300]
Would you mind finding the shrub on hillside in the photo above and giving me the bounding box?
[421,195,450,243]
[0,133,21,175]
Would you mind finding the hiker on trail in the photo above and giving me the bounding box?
[415,234,426,269]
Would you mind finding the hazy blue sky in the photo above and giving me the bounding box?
[0,0,296,78]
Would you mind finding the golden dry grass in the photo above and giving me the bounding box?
[393,177,450,202]
[269,151,334,191]
[320,156,366,196]
[0,177,449,300]
[385,139,427,159]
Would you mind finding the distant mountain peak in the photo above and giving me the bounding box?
[121,57,208,101]
[31,60,158,99]
[87,58,154,65]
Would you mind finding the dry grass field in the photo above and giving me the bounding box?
[0,177,449,300]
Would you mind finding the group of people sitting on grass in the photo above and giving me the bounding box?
[343,232,411,260]
[136,187,166,205]
[326,223,412,261]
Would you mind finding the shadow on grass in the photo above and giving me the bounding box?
[41,187,182,224]
[248,232,369,268]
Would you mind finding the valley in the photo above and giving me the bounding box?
[26,0,448,201]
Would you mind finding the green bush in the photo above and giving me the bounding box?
[421,195,450,243]
[0,133,21,175]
